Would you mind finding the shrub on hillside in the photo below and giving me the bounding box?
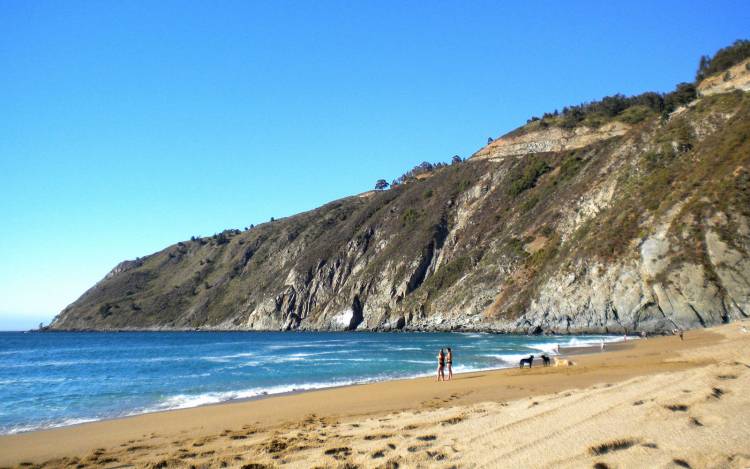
[508,159,551,196]
[696,39,750,81]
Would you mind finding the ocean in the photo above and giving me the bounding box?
[0,331,624,435]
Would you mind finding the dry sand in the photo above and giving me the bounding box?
[2,322,749,468]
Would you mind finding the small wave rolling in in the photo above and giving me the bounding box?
[0,331,624,434]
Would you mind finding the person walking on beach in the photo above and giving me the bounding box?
[437,349,445,382]
[446,347,453,381]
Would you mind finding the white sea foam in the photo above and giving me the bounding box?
[526,335,631,354]
[0,377,71,385]
[200,352,256,362]
[527,343,560,354]
[3,417,99,435]
[482,353,532,364]
[564,336,630,347]
[265,343,346,350]
[145,378,386,412]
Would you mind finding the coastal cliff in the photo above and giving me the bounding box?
[49,53,750,334]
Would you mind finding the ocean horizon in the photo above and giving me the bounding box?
[0,331,625,435]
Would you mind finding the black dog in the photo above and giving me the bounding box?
[541,354,550,366]
[519,355,534,368]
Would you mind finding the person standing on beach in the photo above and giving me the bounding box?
[446,348,453,381]
[437,349,445,381]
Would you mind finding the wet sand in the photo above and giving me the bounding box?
[2,323,749,468]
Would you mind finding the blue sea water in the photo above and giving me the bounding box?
[0,331,624,434]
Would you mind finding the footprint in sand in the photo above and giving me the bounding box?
[588,438,640,456]
[372,449,386,459]
[716,374,737,380]
[426,450,447,461]
[364,433,393,441]
[441,416,465,426]
[323,446,352,460]
[664,404,689,412]
[672,458,692,468]
[407,444,431,453]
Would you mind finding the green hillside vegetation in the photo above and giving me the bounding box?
[513,39,750,137]
[696,39,750,81]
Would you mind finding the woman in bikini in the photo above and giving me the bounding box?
[437,349,445,381]
[446,347,453,381]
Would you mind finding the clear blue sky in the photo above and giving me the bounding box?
[1,1,748,330]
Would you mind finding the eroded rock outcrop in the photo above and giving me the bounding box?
[472,122,630,161]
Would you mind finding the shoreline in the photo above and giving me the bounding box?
[33,326,659,334]
[1,337,632,437]
[1,327,721,466]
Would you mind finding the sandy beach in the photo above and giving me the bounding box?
[2,323,749,468]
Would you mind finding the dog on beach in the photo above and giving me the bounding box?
[541,354,550,366]
[553,357,576,367]
[519,355,534,368]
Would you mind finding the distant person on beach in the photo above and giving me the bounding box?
[556,343,560,353]
[446,347,453,381]
[437,349,445,381]
[600,339,605,351]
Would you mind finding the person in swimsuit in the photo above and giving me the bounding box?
[437,349,445,381]
[446,347,453,381]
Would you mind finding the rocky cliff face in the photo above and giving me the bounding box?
[49,77,750,334]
